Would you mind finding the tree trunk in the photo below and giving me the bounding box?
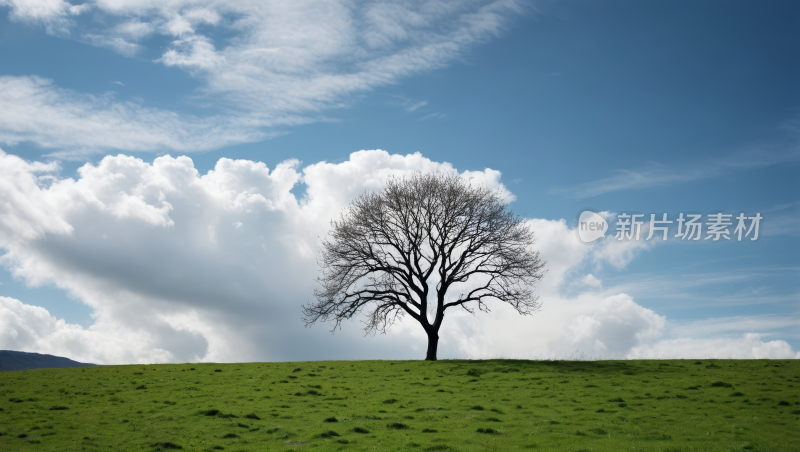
[425,331,439,361]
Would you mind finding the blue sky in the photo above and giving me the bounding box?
[0,0,797,363]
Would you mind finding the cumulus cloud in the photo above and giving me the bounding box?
[628,333,800,359]
[437,292,667,360]
[592,233,655,269]
[0,0,525,156]
[0,149,513,363]
[0,148,796,364]
[580,274,602,287]
[0,295,207,364]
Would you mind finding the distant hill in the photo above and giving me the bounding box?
[0,350,96,371]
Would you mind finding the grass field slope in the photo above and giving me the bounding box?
[0,359,798,451]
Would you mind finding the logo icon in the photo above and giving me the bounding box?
[578,211,608,243]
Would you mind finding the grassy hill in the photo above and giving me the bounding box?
[0,359,798,451]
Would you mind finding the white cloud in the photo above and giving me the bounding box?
[550,148,800,200]
[591,233,655,269]
[419,112,446,121]
[0,148,796,364]
[390,95,431,114]
[0,0,525,155]
[580,274,602,287]
[672,315,800,338]
[628,333,800,359]
[82,33,142,57]
[0,152,72,241]
[1,0,88,34]
[600,270,799,309]
[406,101,428,112]
[0,295,206,364]
[569,294,666,354]
[0,76,287,159]
[438,290,668,360]
[0,148,514,363]
[114,19,154,40]
[158,34,226,70]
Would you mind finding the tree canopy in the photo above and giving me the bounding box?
[303,172,546,360]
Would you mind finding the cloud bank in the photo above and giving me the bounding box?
[0,148,796,364]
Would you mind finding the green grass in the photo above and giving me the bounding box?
[1,359,799,451]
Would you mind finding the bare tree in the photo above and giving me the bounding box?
[303,173,546,360]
